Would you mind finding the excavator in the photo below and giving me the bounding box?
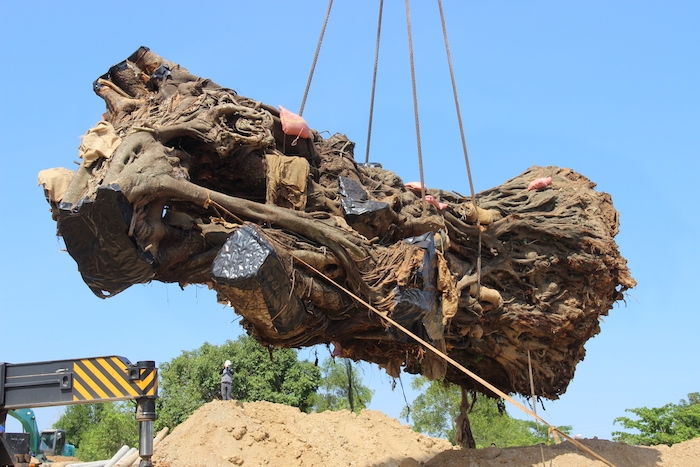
[5,408,75,460]
[0,356,157,467]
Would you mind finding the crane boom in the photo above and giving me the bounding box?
[0,357,157,467]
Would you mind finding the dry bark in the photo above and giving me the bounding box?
[40,48,635,408]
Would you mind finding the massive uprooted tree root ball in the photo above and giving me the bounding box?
[39,47,635,420]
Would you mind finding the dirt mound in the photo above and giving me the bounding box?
[425,437,700,467]
[151,400,700,467]
[152,400,452,467]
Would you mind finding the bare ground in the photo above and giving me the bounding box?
[144,400,699,467]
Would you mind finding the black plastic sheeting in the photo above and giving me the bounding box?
[93,60,129,93]
[211,225,307,336]
[338,176,393,240]
[148,64,172,91]
[389,232,444,344]
[338,176,389,219]
[57,184,155,298]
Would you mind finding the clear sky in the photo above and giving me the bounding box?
[1,0,698,441]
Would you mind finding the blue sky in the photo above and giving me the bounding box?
[1,1,698,441]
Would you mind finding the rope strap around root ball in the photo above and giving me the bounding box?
[292,253,617,467]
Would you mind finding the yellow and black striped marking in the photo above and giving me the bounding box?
[72,357,157,403]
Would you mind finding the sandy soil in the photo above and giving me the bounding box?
[145,400,699,467]
[152,400,451,467]
[425,437,700,467]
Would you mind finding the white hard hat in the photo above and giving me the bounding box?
[225,360,231,367]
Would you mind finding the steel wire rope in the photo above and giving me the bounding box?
[404,0,427,211]
[289,5,612,464]
[365,0,384,164]
[299,0,334,116]
[437,0,483,292]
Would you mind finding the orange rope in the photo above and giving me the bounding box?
[292,253,617,467]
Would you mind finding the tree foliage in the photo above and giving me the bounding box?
[612,392,700,446]
[309,358,373,413]
[156,335,321,430]
[402,376,461,441]
[53,402,137,461]
[402,377,569,448]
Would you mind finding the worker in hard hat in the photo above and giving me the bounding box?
[221,360,233,400]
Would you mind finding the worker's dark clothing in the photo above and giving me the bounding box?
[221,366,233,400]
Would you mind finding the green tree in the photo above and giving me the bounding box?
[156,335,321,430]
[53,404,106,449]
[53,402,137,461]
[402,377,569,448]
[612,392,700,446]
[402,376,460,440]
[309,358,373,413]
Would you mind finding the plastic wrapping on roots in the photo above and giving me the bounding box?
[57,185,155,298]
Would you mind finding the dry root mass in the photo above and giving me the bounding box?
[39,47,636,404]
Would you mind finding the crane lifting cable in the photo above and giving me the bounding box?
[290,3,621,462]
[299,0,334,116]
[404,0,428,211]
[364,0,384,165]
[435,0,484,301]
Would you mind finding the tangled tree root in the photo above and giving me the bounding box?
[40,47,635,410]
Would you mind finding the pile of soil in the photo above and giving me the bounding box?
[150,401,700,467]
[425,437,700,467]
[152,401,451,467]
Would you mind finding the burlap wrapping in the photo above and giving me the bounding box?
[37,167,75,202]
[79,120,122,164]
[265,151,309,210]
